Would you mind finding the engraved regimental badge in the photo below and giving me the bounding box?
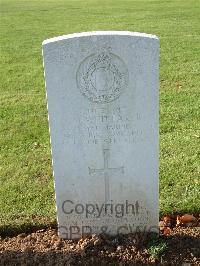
[76,51,129,103]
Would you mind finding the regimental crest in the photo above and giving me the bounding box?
[76,50,129,103]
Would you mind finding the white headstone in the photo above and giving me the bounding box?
[42,31,159,239]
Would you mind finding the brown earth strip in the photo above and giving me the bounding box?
[0,227,199,265]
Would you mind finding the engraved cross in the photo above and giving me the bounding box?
[89,149,124,202]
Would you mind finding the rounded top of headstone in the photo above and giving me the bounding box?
[42,31,159,46]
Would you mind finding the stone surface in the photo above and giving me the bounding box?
[42,31,159,239]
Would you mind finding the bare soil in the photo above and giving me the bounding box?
[0,226,199,265]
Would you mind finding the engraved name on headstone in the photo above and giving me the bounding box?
[42,31,159,239]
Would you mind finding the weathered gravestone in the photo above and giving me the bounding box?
[42,31,159,239]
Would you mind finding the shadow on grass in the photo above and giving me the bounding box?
[0,221,57,238]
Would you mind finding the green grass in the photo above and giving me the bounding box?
[0,0,200,232]
[147,234,168,259]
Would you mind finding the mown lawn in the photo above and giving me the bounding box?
[0,0,199,232]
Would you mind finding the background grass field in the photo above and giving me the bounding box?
[0,0,199,232]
